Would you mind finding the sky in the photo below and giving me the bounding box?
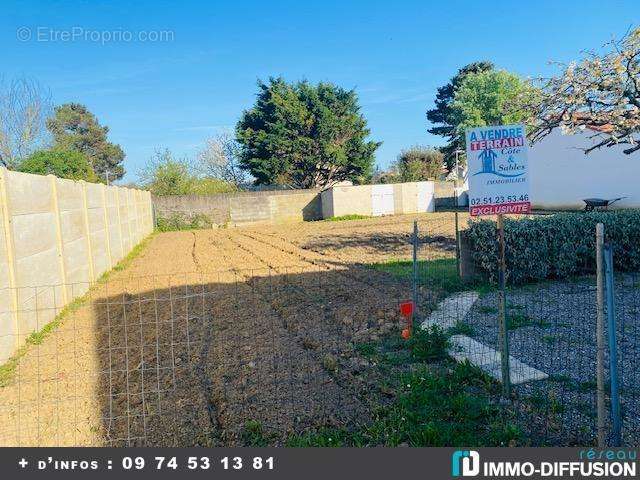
[2,0,638,183]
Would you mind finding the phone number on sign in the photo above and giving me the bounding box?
[21,456,275,472]
[469,194,529,206]
[124,456,274,471]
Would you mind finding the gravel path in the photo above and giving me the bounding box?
[463,274,640,446]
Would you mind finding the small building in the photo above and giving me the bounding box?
[321,181,435,218]
[528,128,639,210]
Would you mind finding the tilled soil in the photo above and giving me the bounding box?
[0,215,451,446]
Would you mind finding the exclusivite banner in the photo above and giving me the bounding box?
[465,124,531,216]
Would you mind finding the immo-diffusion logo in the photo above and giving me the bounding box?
[452,450,480,477]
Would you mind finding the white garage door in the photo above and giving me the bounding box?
[371,185,395,216]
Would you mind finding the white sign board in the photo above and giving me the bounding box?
[465,124,530,216]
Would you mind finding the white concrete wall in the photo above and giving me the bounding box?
[321,181,436,218]
[0,168,153,362]
[528,129,638,210]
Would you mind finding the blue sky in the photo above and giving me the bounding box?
[2,0,638,183]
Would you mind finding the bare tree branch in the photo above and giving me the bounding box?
[196,131,250,188]
[531,28,640,155]
[0,76,52,168]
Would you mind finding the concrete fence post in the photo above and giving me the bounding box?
[0,167,19,352]
[114,186,124,260]
[126,189,134,249]
[134,190,142,241]
[79,181,95,282]
[101,184,113,270]
[48,175,68,305]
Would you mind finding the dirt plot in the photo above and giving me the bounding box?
[0,214,454,446]
[267,213,465,264]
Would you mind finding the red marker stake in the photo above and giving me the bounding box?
[399,300,415,339]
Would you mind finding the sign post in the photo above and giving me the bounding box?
[496,214,510,396]
[465,124,531,396]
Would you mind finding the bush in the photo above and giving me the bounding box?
[396,146,444,181]
[142,149,237,196]
[156,213,214,231]
[466,210,640,284]
[18,148,98,182]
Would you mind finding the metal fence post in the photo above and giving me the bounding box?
[412,220,418,313]
[604,243,622,447]
[454,211,461,278]
[596,223,606,447]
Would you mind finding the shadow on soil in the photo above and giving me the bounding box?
[91,267,413,446]
[301,230,456,259]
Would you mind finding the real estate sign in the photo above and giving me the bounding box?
[465,124,530,216]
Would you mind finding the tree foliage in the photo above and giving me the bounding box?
[46,103,125,181]
[450,70,539,140]
[141,149,236,196]
[0,77,52,168]
[236,77,380,189]
[426,61,494,168]
[395,146,444,181]
[18,148,98,182]
[532,27,640,155]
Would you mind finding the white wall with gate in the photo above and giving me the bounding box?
[371,184,395,216]
[321,181,435,218]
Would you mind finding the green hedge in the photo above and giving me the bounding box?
[465,210,640,284]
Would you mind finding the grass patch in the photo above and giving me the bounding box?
[407,325,449,361]
[290,325,521,447]
[371,258,466,295]
[354,342,377,357]
[323,214,370,222]
[241,420,276,447]
[449,321,474,336]
[527,392,564,414]
[508,313,550,330]
[287,361,520,447]
[0,233,155,388]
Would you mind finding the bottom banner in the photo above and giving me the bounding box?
[1,447,638,480]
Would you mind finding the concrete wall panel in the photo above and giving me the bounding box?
[331,185,372,217]
[11,212,58,261]
[0,167,153,362]
[118,187,131,254]
[90,230,110,276]
[6,171,54,215]
[230,196,271,225]
[0,184,16,362]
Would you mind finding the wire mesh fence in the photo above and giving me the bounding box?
[414,212,639,447]
[2,211,637,447]
[0,263,414,447]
